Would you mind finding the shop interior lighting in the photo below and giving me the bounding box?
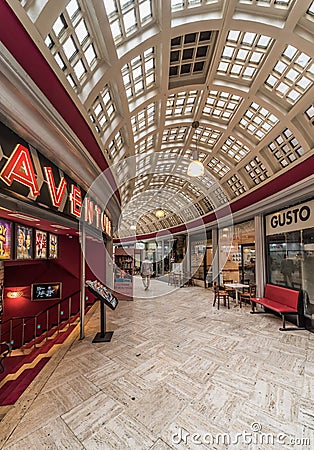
[52,224,71,229]
[7,213,38,221]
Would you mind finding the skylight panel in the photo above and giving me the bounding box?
[239,102,279,140]
[52,16,67,37]
[122,47,155,99]
[46,1,99,90]
[74,60,86,80]
[139,0,152,21]
[207,157,230,178]
[265,45,314,105]
[124,9,137,34]
[85,45,96,65]
[66,0,80,19]
[266,129,305,169]
[104,0,153,46]
[75,20,89,44]
[244,157,269,185]
[203,90,242,121]
[218,31,273,81]
[307,1,314,15]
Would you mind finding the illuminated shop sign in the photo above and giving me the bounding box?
[0,123,112,237]
[266,199,314,235]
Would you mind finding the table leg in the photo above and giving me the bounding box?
[235,289,239,306]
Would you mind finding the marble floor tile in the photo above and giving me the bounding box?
[61,392,123,442]
[0,286,313,450]
[102,372,149,407]
[149,438,173,450]
[82,413,156,450]
[126,383,188,435]
[3,417,83,450]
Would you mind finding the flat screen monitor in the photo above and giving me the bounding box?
[31,282,62,301]
[16,224,33,259]
[0,220,12,260]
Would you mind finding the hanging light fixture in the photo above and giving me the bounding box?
[155,207,165,219]
[187,121,204,177]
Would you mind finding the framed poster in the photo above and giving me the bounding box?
[0,220,12,260]
[0,261,3,315]
[15,224,33,259]
[48,233,58,259]
[31,282,62,300]
[35,230,47,259]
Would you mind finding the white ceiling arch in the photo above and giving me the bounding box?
[4,0,314,237]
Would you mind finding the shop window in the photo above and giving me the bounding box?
[266,231,302,289]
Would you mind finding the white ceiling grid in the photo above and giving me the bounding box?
[13,0,314,236]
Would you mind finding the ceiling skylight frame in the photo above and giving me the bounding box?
[207,156,231,178]
[122,47,156,100]
[220,135,251,164]
[203,90,243,122]
[131,102,156,135]
[166,90,200,117]
[226,174,247,197]
[45,0,98,91]
[239,102,279,141]
[104,0,154,46]
[244,156,270,185]
[217,30,273,82]
[89,84,116,135]
[266,128,305,169]
[265,45,314,105]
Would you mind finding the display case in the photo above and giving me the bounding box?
[114,247,134,299]
[114,247,134,278]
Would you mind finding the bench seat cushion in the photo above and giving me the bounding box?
[252,297,297,313]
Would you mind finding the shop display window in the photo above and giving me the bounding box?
[219,220,255,284]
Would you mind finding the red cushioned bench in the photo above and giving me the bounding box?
[250,284,304,331]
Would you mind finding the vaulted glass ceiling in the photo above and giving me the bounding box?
[14,0,314,237]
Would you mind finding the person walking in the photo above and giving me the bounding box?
[141,255,153,290]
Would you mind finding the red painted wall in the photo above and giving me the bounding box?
[2,235,81,346]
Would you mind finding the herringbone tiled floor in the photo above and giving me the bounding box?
[0,285,313,449]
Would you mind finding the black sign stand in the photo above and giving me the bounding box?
[92,299,114,343]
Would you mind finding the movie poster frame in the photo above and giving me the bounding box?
[0,220,13,260]
[15,223,33,260]
[34,229,48,260]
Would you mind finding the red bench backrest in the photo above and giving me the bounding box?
[264,284,299,310]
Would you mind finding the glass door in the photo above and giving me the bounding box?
[240,244,255,284]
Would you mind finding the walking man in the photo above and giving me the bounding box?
[141,255,153,290]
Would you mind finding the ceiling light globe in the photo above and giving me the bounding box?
[187,160,204,177]
[155,208,165,219]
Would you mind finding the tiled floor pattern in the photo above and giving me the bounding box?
[0,286,313,449]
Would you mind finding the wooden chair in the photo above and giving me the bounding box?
[223,279,236,300]
[239,284,256,308]
[213,283,230,310]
